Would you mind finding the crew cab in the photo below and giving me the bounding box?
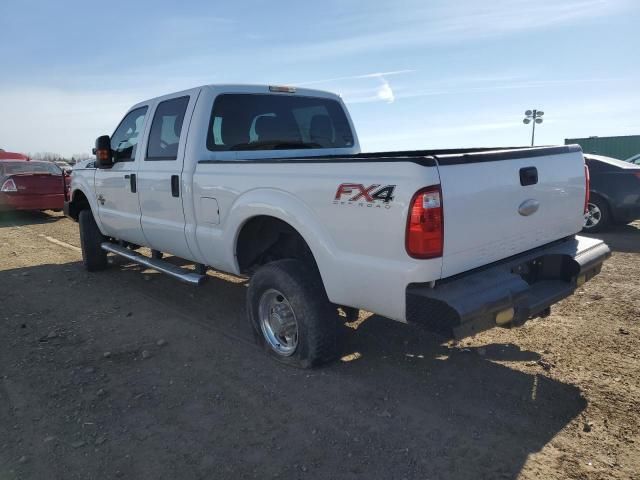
[65,84,610,368]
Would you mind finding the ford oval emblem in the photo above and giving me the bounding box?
[518,199,540,216]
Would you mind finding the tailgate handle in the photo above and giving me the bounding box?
[520,167,538,186]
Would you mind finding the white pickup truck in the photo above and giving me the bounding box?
[65,84,610,368]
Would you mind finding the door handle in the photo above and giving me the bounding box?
[124,174,137,193]
[519,167,538,186]
[171,175,180,197]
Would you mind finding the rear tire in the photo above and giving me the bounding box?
[582,196,610,233]
[247,259,337,368]
[79,209,108,271]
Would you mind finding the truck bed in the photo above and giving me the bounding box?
[199,143,586,280]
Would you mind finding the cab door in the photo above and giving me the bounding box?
[137,94,196,260]
[95,106,149,246]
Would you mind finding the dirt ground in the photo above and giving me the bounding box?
[0,211,638,480]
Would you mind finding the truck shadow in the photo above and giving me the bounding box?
[583,221,640,253]
[1,260,587,480]
[340,313,541,363]
[0,210,63,228]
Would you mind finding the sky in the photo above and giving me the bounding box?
[1,0,639,157]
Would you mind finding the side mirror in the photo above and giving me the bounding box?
[95,135,113,168]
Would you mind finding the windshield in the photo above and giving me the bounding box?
[207,94,355,151]
[1,161,62,176]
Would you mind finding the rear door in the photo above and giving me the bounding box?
[137,93,198,260]
[95,106,149,246]
[436,148,586,278]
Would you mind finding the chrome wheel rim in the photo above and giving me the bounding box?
[258,289,298,356]
[583,202,602,229]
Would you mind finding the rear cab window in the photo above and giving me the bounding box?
[1,161,61,176]
[207,94,354,152]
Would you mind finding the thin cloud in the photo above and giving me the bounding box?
[295,70,415,86]
[296,70,408,105]
[376,78,395,103]
[342,77,396,104]
[341,76,619,105]
[276,0,631,62]
[393,77,624,101]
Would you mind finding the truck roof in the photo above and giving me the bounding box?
[130,84,342,111]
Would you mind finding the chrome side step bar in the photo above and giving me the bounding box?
[101,242,207,286]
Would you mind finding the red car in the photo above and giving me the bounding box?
[0,151,30,161]
[0,160,70,212]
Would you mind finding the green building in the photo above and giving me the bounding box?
[565,135,640,160]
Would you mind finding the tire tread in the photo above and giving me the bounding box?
[79,209,108,271]
[247,259,337,368]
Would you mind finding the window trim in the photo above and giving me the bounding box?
[205,93,355,153]
[145,95,190,162]
[111,106,148,163]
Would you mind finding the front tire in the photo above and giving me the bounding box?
[247,259,337,368]
[79,209,108,271]
[583,196,610,233]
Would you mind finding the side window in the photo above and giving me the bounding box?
[111,107,148,162]
[45,163,62,175]
[146,96,190,161]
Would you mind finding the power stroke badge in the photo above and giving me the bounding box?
[333,183,396,208]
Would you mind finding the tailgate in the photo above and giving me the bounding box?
[11,174,64,195]
[436,146,586,278]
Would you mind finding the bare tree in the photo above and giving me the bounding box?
[29,152,64,162]
[70,153,94,165]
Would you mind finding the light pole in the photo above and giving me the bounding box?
[523,109,544,146]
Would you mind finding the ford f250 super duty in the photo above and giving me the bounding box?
[65,84,610,368]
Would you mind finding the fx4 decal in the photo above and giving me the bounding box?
[333,183,396,208]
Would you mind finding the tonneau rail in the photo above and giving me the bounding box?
[198,144,582,167]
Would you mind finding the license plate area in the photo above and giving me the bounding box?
[511,254,580,285]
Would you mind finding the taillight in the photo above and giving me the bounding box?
[584,164,590,214]
[1,178,17,192]
[633,171,640,181]
[406,185,443,259]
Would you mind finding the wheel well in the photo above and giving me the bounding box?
[236,216,317,274]
[69,190,90,220]
[589,192,610,210]
[590,191,618,220]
